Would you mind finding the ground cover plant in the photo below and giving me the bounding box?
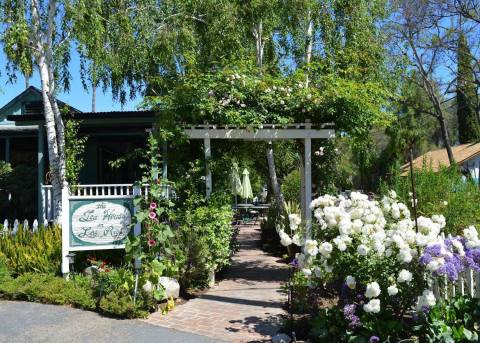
[278,191,480,342]
[0,224,61,276]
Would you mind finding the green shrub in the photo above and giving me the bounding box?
[0,255,9,282]
[99,288,151,319]
[414,296,480,342]
[178,201,234,288]
[0,225,61,276]
[0,273,96,310]
[282,169,301,203]
[382,166,480,234]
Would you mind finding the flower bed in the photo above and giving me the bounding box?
[279,191,480,341]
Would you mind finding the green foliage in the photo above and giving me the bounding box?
[152,61,392,134]
[456,33,480,144]
[90,266,156,318]
[64,110,88,186]
[415,297,480,342]
[178,198,234,287]
[0,273,96,311]
[381,166,480,234]
[98,287,151,319]
[282,169,301,203]
[126,134,235,290]
[0,225,61,276]
[0,254,9,282]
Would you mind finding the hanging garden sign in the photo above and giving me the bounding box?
[61,185,141,275]
[70,199,133,246]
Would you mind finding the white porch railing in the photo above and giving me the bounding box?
[41,183,172,221]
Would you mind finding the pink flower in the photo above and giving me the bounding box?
[149,211,157,219]
[147,239,156,247]
[150,202,157,210]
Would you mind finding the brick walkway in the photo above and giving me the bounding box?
[146,224,289,342]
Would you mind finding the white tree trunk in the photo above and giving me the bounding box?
[38,61,64,218]
[304,10,314,88]
[31,0,65,220]
[266,141,285,210]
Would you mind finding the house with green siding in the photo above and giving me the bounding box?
[0,86,155,220]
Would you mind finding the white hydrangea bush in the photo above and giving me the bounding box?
[279,191,480,318]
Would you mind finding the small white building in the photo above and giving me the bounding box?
[401,142,480,183]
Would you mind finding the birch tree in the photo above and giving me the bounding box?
[1,0,72,218]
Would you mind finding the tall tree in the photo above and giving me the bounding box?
[391,0,456,164]
[1,0,72,218]
[456,31,480,143]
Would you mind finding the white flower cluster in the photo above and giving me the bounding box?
[276,213,303,248]
[464,226,480,248]
[416,289,436,311]
[296,191,452,314]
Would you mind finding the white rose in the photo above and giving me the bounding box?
[318,242,333,257]
[337,241,347,251]
[397,249,413,263]
[397,269,413,283]
[374,242,385,255]
[426,258,444,272]
[357,244,370,256]
[363,299,381,313]
[346,275,356,289]
[279,231,292,247]
[416,289,436,311]
[422,290,436,307]
[389,190,397,199]
[365,282,381,298]
[387,285,399,296]
[302,268,312,277]
[304,239,319,256]
[292,234,302,246]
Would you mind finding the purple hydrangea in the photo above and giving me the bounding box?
[343,304,361,329]
[424,244,443,257]
[369,336,380,343]
[420,237,480,282]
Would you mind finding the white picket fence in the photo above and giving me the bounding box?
[1,218,47,234]
[432,269,480,300]
[41,183,173,222]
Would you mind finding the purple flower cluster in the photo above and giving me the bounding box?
[343,304,361,329]
[369,336,380,343]
[419,238,480,281]
[465,248,480,272]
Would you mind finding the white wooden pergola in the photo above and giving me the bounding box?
[182,121,335,233]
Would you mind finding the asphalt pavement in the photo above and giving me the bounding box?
[0,301,226,343]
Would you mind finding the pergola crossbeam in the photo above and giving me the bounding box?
[184,128,334,140]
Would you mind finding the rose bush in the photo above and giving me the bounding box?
[279,191,480,341]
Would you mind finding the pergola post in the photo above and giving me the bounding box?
[204,136,212,198]
[304,122,312,237]
[37,125,45,222]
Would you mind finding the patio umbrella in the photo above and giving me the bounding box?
[231,163,243,206]
[241,168,253,204]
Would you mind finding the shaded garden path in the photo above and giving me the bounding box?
[146,224,289,342]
